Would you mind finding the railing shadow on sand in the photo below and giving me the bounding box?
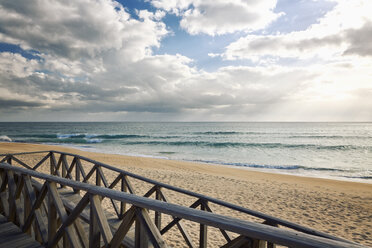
[0,150,365,248]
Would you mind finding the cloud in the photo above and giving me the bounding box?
[222,0,372,61]
[343,22,372,57]
[0,0,371,121]
[0,52,40,78]
[0,43,318,118]
[0,0,167,62]
[0,98,44,110]
[150,0,282,35]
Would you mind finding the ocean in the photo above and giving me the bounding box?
[0,122,371,183]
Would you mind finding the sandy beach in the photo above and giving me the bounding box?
[1,142,371,246]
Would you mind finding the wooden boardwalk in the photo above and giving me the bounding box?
[0,214,44,247]
[0,150,366,248]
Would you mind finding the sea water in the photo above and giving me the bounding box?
[0,122,371,183]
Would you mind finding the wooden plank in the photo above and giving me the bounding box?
[50,152,56,175]
[95,166,101,187]
[48,193,90,247]
[0,150,362,245]
[221,235,252,248]
[0,214,44,248]
[0,170,8,192]
[155,187,161,229]
[135,207,168,248]
[0,192,8,217]
[262,220,278,248]
[96,166,120,217]
[109,173,122,190]
[199,202,207,248]
[90,194,113,245]
[32,152,51,171]
[204,202,231,242]
[23,185,31,235]
[83,166,96,183]
[74,158,80,193]
[14,174,25,228]
[61,154,67,179]
[67,157,77,177]
[96,166,108,187]
[158,189,195,248]
[123,175,136,194]
[48,186,58,247]
[1,163,363,248]
[61,154,70,187]
[135,213,148,248]
[75,158,87,181]
[6,171,18,223]
[89,194,100,248]
[160,199,201,235]
[55,154,63,176]
[48,182,80,247]
[10,156,32,170]
[74,219,89,247]
[120,174,127,219]
[0,156,9,164]
[47,150,354,244]
[109,207,136,248]
[50,153,61,177]
[0,150,51,156]
[23,176,48,244]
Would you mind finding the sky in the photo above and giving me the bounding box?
[0,0,371,122]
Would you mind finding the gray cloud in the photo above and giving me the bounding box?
[0,0,371,121]
[0,98,44,109]
[344,22,372,57]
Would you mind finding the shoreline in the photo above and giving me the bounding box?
[1,141,372,187]
[1,142,372,246]
[11,140,372,185]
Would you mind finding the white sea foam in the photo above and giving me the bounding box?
[57,133,83,139]
[0,135,12,142]
[1,122,371,183]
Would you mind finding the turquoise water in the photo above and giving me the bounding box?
[0,122,371,182]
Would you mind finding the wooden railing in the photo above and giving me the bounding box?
[0,151,365,248]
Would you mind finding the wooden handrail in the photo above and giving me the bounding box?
[0,163,365,248]
[0,150,357,244]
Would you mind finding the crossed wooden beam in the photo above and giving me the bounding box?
[0,151,363,248]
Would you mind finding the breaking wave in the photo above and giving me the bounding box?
[0,135,12,142]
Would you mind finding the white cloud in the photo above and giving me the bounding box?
[0,0,371,121]
[223,0,372,60]
[150,0,282,35]
[0,52,40,78]
[0,0,167,62]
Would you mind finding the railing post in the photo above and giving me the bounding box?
[252,239,267,248]
[48,182,57,247]
[96,166,101,187]
[120,174,127,219]
[23,183,31,236]
[90,194,100,248]
[263,220,278,248]
[75,158,80,194]
[50,152,56,175]
[135,208,149,248]
[6,156,12,165]
[61,154,67,188]
[155,186,162,229]
[200,200,208,248]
